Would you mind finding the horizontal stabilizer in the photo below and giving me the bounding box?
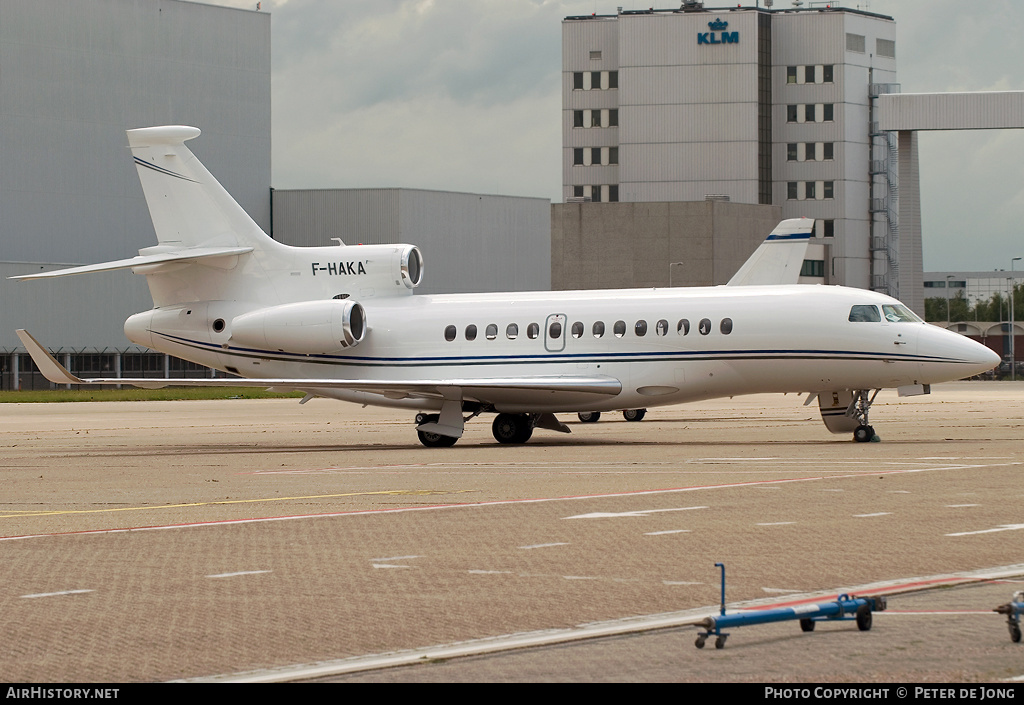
[16,330,621,401]
[727,217,815,286]
[8,247,253,281]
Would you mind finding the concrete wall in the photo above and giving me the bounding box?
[551,200,782,290]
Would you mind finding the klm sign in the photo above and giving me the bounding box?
[698,18,738,45]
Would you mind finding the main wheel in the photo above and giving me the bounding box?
[492,413,533,444]
[622,408,647,422]
[855,605,873,631]
[853,425,875,443]
[416,429,458,448]
[577,411,601,423]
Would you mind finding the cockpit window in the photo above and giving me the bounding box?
[848,305,881,322]
[882,304,922,323]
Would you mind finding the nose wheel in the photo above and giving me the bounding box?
[850,390,880,442]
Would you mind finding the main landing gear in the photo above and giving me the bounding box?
[577,408,647,423]
[850,389,879,443]
[414,414,458,448]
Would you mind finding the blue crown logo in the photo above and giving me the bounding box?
[708,18,728,31]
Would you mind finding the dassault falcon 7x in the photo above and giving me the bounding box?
[13,126,999,447]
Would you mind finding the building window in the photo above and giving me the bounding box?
[877,38,896,58]
[822,219,835,238]
[591,147,602,165]
[823,181,834,199]
[800,260,825,277]
[609,109,618,127]
[787,66,797,84]
[823,65,834,83]
[805,142,816,161]
[608,184,619,202]
[608,71,618,89]
[589,50,602,60]
[804,65,815,83]
[805,182,816,199]
[787,105,797,122]
[609,147,618,165]
[823,142,834,160]
[846,33,865,53]
[573,110,584,128]
[823,104,834,121]
[805,104,816,122]
[573,185,584,199]
[787,143,797,161]
[787,182,798,200]
[573,72,584,90]
[573,148,584,166]
[591,71,601,90]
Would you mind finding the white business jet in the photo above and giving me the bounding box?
[13,126,999,447]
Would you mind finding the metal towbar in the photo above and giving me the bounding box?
[993,591,1023,643]
[694,563,887,649]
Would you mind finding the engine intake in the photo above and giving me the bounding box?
[230,300,366,354]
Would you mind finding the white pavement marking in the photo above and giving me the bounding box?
[947,524,1024,537]
[206,570,271,579]
[184,562,1024,683]
[565,506,707,520]
[854,512,892,518]
[644,529,691,536]
[946,504,980,508]
[756,522,795,526]
[6,461,1020,543]
[519,542,569,550]
[19,589,93,599]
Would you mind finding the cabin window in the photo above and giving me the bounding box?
[465,324,478,341]
[882,304,922,323]
[444,325,457,341]
[506,323,519,340]
[527,322,540,339]
[677,319,690,336]
[635,320,648,337]
[848,305,881,322]
[549,320,563,339]
[698,318,712,335]
[720,318,733,334]
[613,320,626,338]
[571,321,584,338]
[593,321,605,338]
[656,319,668,336]
[485,324,498,340]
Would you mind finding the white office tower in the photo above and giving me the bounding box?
[562,4,898,293]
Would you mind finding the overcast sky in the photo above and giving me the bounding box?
[199,0,1024,272]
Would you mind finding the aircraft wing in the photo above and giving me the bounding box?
[8,247,253,281]
[15,330,621,404]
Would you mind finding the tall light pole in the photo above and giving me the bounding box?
[1012,258,1021,381]
[667,261,684,286]
[945,275,953,326]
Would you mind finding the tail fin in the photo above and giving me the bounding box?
[726,217,814,286]
[128,126,273,250]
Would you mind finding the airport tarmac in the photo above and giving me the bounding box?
[1,381,1022,682]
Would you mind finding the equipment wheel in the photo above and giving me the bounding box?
[853,425,875,443]
[855,605,873,631]
[799,618,815,632]
[694,635,706,649]
[577,411,601,423]
[714,635,726,649]
[622,408,647,422]
[492,413,534,444]
[416,429,458,448]
[1010,623,1022,643]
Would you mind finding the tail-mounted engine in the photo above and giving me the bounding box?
[230,299,366,354]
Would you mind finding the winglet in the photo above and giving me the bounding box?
[15,330,85,385]
[726,217,815,286]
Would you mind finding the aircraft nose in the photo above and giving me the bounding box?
[955,332,1001,375]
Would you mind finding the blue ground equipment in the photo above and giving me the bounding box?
[994,591,1023,643]
[694,563,887,649]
